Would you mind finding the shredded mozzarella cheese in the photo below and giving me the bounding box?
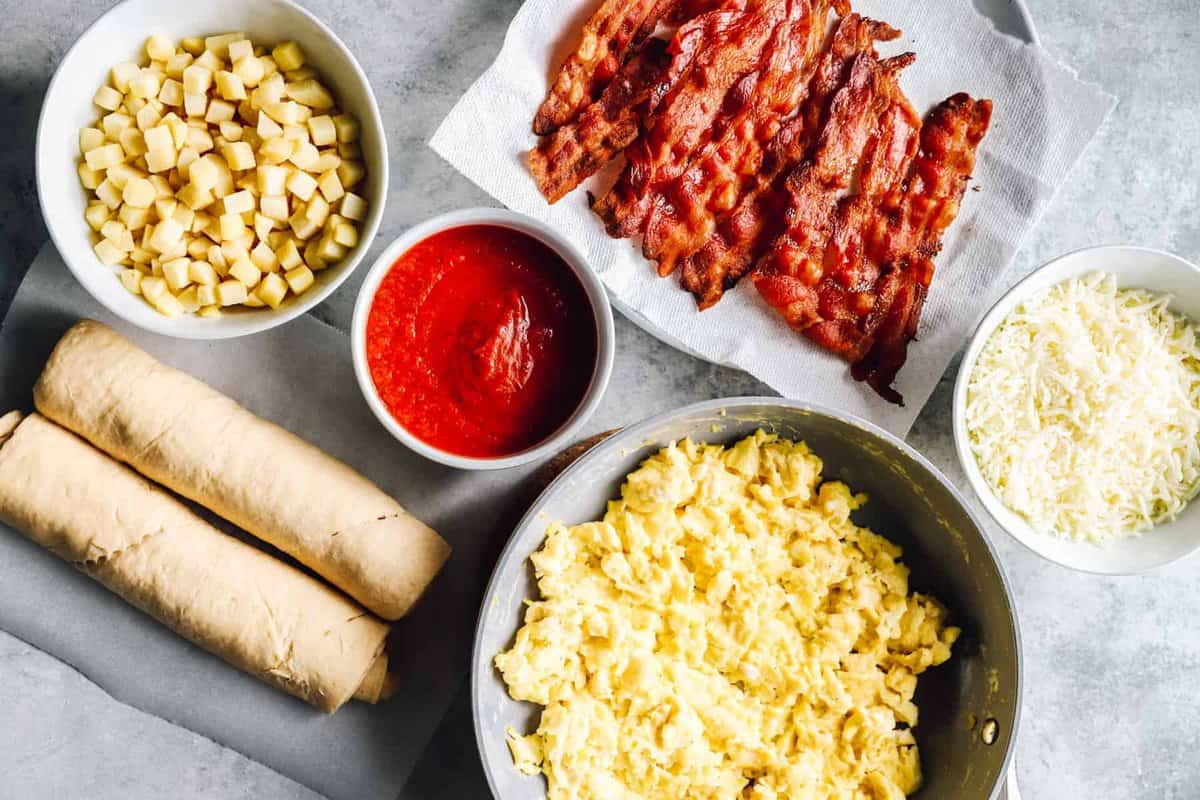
[966,272,1200,543]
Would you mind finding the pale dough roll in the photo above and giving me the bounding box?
[0,411,389,713]
[34,320,451,621]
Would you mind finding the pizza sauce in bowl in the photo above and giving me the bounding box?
[352,210,614,469]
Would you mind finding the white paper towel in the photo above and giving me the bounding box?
[431,0,1115,436]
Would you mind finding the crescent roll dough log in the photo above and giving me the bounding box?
[0,411,388,713]
[33,320,451,621]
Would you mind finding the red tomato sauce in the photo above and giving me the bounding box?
[366,224,597,459]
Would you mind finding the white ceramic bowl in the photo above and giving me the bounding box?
[953,245,1200,574]
[36,0,387,339]
[351,208,615,471]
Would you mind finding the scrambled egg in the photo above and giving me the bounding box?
[495,432,959,800]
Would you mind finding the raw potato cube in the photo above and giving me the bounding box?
[205,33,245,59]
[162,257,191,290]
[289,209,320,239]
[103,111,134,139]
[145,35,175,62]
[289,141,319,171]
[94,238,125,265]
[196,284,218,306]
[227,39,254,63]
[165,52,193,79]
[222,189,255,215]
[152,291,186,317]
[302,240,325,270]
[111,62,141,92]
[95,179,123,209]
[180,36,204,56]
[317,170,344,203]
[120,268,142,295]
[189,259,218,285]
[275,238,302,270]
[183,64,213,94]
[119,127,147,158]
[229,256,262,289]
[332,114,359,143]
[242,292,265,307]
[215,71,247,101]
[140,275,168,302]
[106,162,141,190]
[340,192,366,221]
[206,99,236,124]
[311,151,341,174]
[285,79,333,110]
[188,156,220,191]
[282,123,308,142]
[145,148,176,174]
[118,204,152,231]
[333,221,358,248]
[307,115,336,147]
[158,79,184,107]
[143,125,174,153]
[257,164,287,195]
[171,203,195,229]
[184,92,208,118]
[79,127,105,154]
[85,143,125,171]
[177,285,202,312]
[216,279,248,306]
[148,218,185,252]
[129,71,162,100]
[101,220,134,251]
[196,305,221,318]
[260,194,289,221]
[176,145,199,174]
[219,213,246,240]
[250,241,277,271]
[123,177,157,208]
[337,160,365,188]
[286,170,318,201]
[284,67,317,82]
[258,136,294,165]
[256,271,288,308]
[78,163,102,190]
[218,119,244,141]
[135,103,162,131]
[256,114,283,139]
[284,264,314,294]
[337,141,361,160]
[187,237,209,259]
[221,141,256,171]
[316,231,346,261]
[232,56,265,89]
[253,213,275,241]
[94,85,123,111]
[304,194,329,224]
[163,114,189,148]
[186,126,214,153]
[85,204,110,230]
[252,72,286,109]
[262,101,309,125]
[272,41,305,72]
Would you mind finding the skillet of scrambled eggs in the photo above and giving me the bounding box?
[495,432,959,799]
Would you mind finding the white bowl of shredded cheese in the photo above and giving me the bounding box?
[953,245,1200,574]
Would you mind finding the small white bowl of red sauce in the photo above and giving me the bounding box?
[352,208,615,470]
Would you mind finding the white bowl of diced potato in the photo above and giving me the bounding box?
[36,0,386,338]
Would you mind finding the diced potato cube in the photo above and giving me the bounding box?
[304,193,329,225]
[119,127,147,157]
[187,237,209,259]
[188,155,221,191]
[216,279,249,306]
[332,114,359,143]
[235,173,257,194]
[205,33,245,59]
[194,49,221,71]
[176,145,199,176]
[258,135,294,165]
[154,197,178,220]
[145,35,175,62]
[219,213,246,239]
[260,194,289,221]
[85,203,110,230]
[85,142,124,171]
[286,170,318,201]
[306,115,336,147]
[184,92,208,118]
[284,67,317,82]
[317,169,344,203]
[165,52,193,79]
[79,127,105,153]
[105,162,142,190]
[158,78,184,106]
[129,71,162,100]
[148,218,185,252]
[197,305,222,318]
[94,238,126,265]
[254,163,285,195]
[189,259,218,286]
[311,150,341,174]
[162,113,188,148]
[256,271,288,308]
[130,247,153,265]
[102,111,134,139]
[340,192,367,221]
[250,240,278,271]
[145,147,177,173]
[285,79,333,110]
[252,72,286,109]
[176,285,201,312]
[123,177,157,208]
[289,141,319,171]
[337,141,361,160]
[333,221,358,248]
[218,119,243,141]
[337,160,365,188]
[183,64,213,95]
[78,163,102,190]
[243,292,266,308]
[95,179,123,209]
[196,284,218,306]
[207,244,228,273]
[118,204,152,231]
[289,209,321,239]
[266,230,288,249]
[284,264,315,294]
[232,55,265,88]
[282,123,308,142]
[256,113,283,140]
[221,140,256,171]
[215,70,247,101]
[262,101,309,125]
[140,275,168,302]
[143,125,174,154]
[315,230,346,261]
[273,238,301,270]
[206,99,236,125]
[162,257,191,290]
[180,36,205,56]
[222,189,255,215]
[186,125,214,153]
[120,268,142,295]
[101,220,134,250]
[94,85,123,111]
[272,41,305,72]
[171,203,195,229]
[151,290,185,317]
[149,174,173,197]
[253,213,275,241]
[226,39,253,63]
[111,62,141,92]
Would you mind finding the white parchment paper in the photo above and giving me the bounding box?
[0,245,543,800]
[431,0,1116,436]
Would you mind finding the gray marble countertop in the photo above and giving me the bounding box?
[2,0,1198,798]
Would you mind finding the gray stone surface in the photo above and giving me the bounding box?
[0,0,1197,798]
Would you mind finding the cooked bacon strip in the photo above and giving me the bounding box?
[533,0,676,135]
[641,0,832,275]
[850,94,993,402]
[593,0,793,238]
[529,39,672,203]
[678,14,900,307]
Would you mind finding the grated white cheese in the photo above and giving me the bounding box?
[965,272,1200,544]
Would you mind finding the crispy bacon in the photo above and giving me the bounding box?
[533,0,676,135]
[640,0,831,275]
[850,94,993,402]
[677,14,901,307]
[592,0,794,238]
[529,39,672,203]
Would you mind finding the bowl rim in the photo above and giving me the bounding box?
[34,0,389,340]
[350,207,616,471]
[951,244,1200,575]
[471,395,1022,800]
